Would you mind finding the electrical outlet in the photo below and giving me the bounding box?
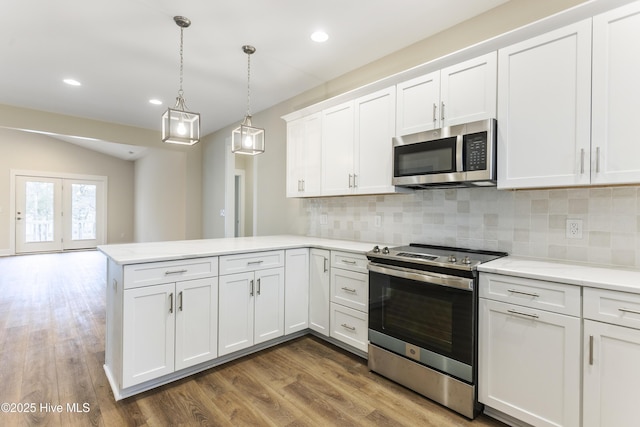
[374,215,382,228]
[320,213,328,225]
[566,219,583,239]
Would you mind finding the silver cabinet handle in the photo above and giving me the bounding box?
[165,269,188,275]
[589,335,594,366]
[596,146,601,173]
[257,278,261,295]
[580,148,585,174]
[341,287,357,293]
[341,323,356,331]
[353,174,358,188]
[323,257,328,273]
[441,101,445,121]
[301,179,305,191]
[619,307,640,316]
[348,174,354,188]
[432,103,437,122]
[507,308,539,319]
[507,288,540,298]
[297,179,302,191]
[250,279,254,296]
[341,259,357,265]
[169,293,174,314]
[247,260,264,265]
[179,291,183,311]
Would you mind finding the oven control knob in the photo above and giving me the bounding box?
[372,245,380,253]
[448,255,457,263]
[462,256,471,265]
[382,246,390,255]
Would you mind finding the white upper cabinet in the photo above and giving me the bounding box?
[591,1,640,185]
[286,112,322,197]
[354,86,397,195]
[322,87,397,196]
[395,52,496,135]
[440,52,497,127]
[321,101,355,195]
[497,20,592,189]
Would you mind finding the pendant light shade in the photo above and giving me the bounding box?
[232,45,265,155]
[162,16,200,145]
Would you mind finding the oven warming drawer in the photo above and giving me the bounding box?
[368,343,478,419]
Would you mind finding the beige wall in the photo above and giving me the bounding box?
[202,0,591,237]
[0,128,135,253]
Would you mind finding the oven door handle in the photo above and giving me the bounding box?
[368,262,474,291]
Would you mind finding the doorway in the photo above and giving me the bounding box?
[13,172,106,254]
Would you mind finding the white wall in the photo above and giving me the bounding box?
[134,149,186,242]
[0,128,135,253]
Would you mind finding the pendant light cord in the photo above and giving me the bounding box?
[246,51,252,117]
[178,27,184,98]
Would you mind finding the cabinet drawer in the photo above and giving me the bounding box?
[331,251,368,274]
[330,302,368,352]
[584,288,640,330]
[219,250,285,275]
[330,268,368,312]
[123,257,218,289]
[479,273,580,316]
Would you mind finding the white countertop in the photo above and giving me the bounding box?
[479,256,640,294]
[98,235,378,265]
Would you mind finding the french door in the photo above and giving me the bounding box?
[15,175,105,253]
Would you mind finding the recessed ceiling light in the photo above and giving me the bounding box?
[149,99,163,105]
[311,30,329,43]
[63,78,81,86]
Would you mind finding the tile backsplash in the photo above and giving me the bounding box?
[304,186,640,269]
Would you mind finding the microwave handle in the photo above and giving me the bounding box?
[456,135,464,172]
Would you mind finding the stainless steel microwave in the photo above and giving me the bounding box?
[392,118,497,188]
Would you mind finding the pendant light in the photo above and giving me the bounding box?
[162,16,200,145]
[232,45,265,155]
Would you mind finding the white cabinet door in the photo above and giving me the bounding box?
[396,71,440,135]
[218,272,254,356]
[355,86,397,194]
[254,267,285,344]
[479,298,581,427]
[440,52,497,127]
[286,112,322,197]
[591,2,640,185]
[583,319,640,427]
[309,248,330,336]
[122,283,175,388]
[284,248,309,334]
[322,101,355,195]
[497,20,592,189]
[175,277,218,371]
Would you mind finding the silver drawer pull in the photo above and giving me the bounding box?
[507,309,539,319]
[341,260,357,265]
[619,307,640,316]
[589,335,594,366]
[165,269,188,275]
[247,260,264,265]
[507,288,540,298]
[341,323,356,331]
[341,287,357,293]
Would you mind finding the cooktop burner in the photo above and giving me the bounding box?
[366,243,507,271]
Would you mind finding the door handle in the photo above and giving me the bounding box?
[250,279,254,296]
[257,278,261,295]
[179,291,183,311]
[169,293,174,314]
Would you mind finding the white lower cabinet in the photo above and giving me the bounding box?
[122,276,218,388]
[479,273,581,427]
[218,267,285,356]
[583,288,640,427]
[329,251,368,353]
[284,248,309,334]
[309,248,331,336]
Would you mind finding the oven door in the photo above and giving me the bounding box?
[368,263,475,383]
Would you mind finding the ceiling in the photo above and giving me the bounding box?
[1,0,508,158]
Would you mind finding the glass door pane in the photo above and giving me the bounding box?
[15,176,62,253]
[71,183,97,241]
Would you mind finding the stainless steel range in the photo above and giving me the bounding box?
[366,243,507,419]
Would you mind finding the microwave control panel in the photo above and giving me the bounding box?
[464,132,487,171]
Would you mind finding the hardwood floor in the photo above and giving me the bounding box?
[0,251,507,426]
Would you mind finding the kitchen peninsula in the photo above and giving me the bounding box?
[98,235,375,400]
